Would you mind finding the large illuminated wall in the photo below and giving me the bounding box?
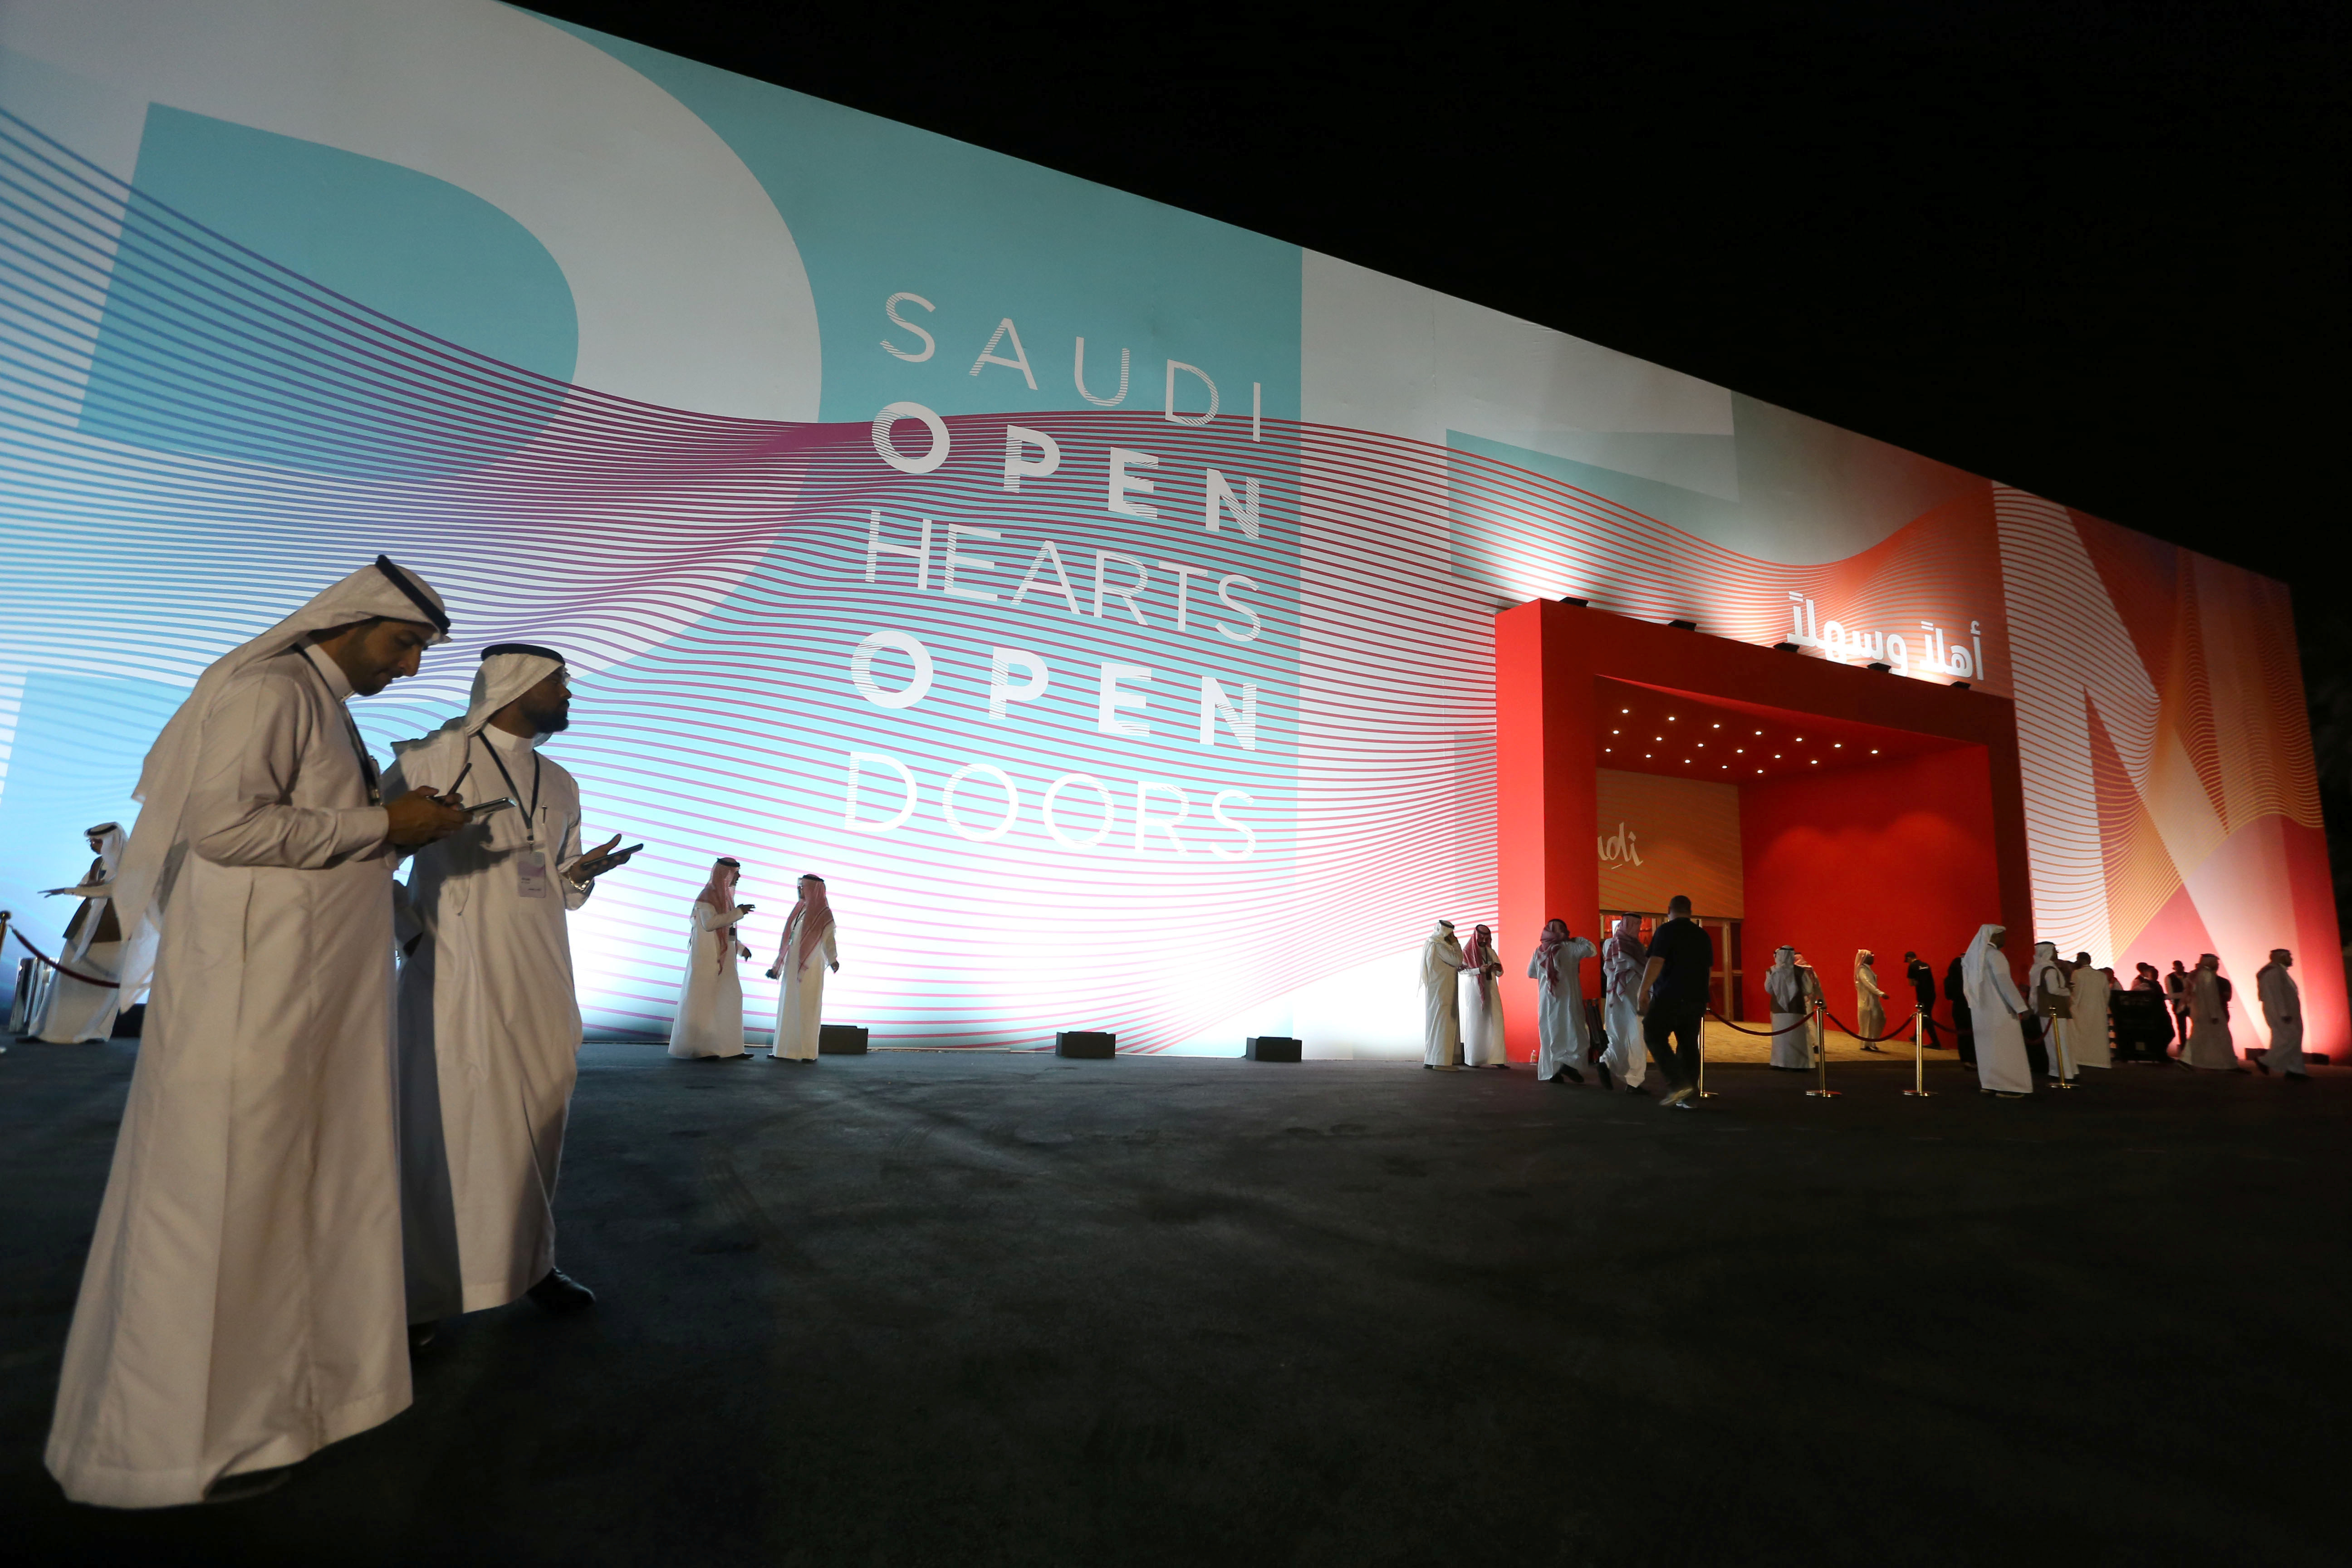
[0,0,2337,1056]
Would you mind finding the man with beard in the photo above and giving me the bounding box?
[47,558,466,1506]
[386,645,633,1339]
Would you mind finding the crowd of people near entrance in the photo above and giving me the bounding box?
[1420,902,2316,1103]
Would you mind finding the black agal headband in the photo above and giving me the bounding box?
[480,642,567,666]
[373,555,450,633]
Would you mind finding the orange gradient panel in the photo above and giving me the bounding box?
[1594,769,1743,917]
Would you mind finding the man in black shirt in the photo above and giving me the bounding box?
[1904,950,1941,1048]
[1635,894,1713,1108]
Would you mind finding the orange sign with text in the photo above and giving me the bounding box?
[1595,769,1744,918]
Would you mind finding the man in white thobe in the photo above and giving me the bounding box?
[1795,953,1826,1063]
[1599,916,1647,1092]
[671,859,754,1058]
[2030,941,2079,1080]
[2069,953,2112,1068]
[2182,953,2241,1070]
[1962,923,2034,1096]
[388,644,632,1330]
[2255,950,2307,1080]
[34,822,126,1043]
[766,873,839,1063]
[1420,920,1466,1070]
[1854,949,1888,1053]
[46,558,467,1508]
[1459,922,1509,1068]
[1528,918,1596,1083]
[1764,946,1808,1070]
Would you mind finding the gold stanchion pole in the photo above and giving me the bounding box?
[1697,1015,1717,1098]
[1904,1004,1933,1096]
[1805,998,1839,1098]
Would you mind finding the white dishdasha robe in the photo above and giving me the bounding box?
[36,830,126,1043]
[47,558,444,1509]
[1600,925,1648,1087]
[2069,965,2112,1069]
[1529,936,1597,1080]
[1421,923,1465,1069]
[1460,946,1508,1067]
[670,899,750,1058]
[389,718,592,1322]
[2182,966,2238,1069]
[2257,962,2304,1074]
[1765,951,1808,1070]
[771,912,837,1062]
[1963,925,2033,1094]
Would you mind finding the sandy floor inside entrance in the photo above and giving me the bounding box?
[1691,1017,1961,1067]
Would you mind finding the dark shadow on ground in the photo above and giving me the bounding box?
[3,1042,2344,1566]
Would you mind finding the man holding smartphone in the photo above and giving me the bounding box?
[385,643,634,1340]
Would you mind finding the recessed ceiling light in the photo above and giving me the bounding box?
[1794,736,1803,742]
[1870,748,1879,754]
[1622,708,1630,714]
[1736,748,1744,754]
[1612,729,1620,734]
[1774,754,1781,759]
[1810,759,1818,764]
[1712,723,1720,729]
[1696,742,1705,748]
[1833,743,1842,749]
[1754,730,1763,736]
[1755,769,1763,774]
[1668,716,1676,722]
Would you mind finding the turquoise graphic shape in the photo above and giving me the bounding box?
[540,20,1300,428]
[78,104,577,474]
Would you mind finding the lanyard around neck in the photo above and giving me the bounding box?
[475,732,542,841]
[300,646,382,805]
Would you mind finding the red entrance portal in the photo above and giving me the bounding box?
[1495,601,2034,1061]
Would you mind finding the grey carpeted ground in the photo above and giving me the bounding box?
[3,1041,2344,1566]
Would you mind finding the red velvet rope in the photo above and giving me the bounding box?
[1821,1009,1918,1044]
[1701,1007,1920,1044]
[1703,1009,1810,1037]
[9,927,121,989]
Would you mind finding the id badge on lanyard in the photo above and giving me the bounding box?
[481,736,549,898]
[517,840,549,899]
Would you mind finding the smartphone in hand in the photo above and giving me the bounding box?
[467,797,517,821]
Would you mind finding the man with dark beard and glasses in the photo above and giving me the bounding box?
[386,644,636,1344]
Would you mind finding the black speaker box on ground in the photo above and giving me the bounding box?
[818,1024,869,1054]
[1245,1035,1302,1061]
[1056,1030,1116,1058]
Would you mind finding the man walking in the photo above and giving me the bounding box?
[46,559,468,1507]
[2254,949,2307,1081]
[1634,894,1714,1108]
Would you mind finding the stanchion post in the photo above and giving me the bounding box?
[1805,998,1839,1098]
[1696,1014,1718,1098]
[1904,1004,1934,1096]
